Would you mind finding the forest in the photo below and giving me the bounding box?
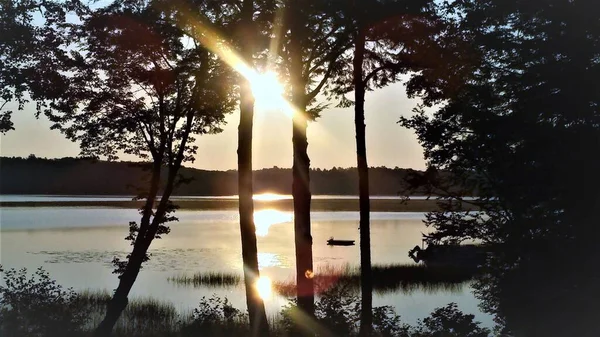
[0,156,418,196]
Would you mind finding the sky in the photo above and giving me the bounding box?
[0,82,427,171]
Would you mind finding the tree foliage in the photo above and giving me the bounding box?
[0,0,79,133]
[30,0,237,334]
[0,266,87,337]
[400,0,600,335]
[402,0,600,249]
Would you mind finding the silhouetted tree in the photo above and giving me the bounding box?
[40,1,235,335]
[0,0,78,133]
[400,0,600,335]
[235,0,271,333]
[325,0,438,333]
[128,0,276,332]
[280,0,352,323]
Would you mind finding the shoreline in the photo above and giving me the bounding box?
[0,198,478,212]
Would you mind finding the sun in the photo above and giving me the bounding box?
[249,71,287,111]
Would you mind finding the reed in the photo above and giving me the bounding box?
[76,289,184,336]
[272,263,475,297]
[167,271,242,287]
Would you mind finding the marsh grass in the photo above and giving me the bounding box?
[273,263,475,297]
[168,264,476,297]
[167,271,241,287]
[2,267,487,337]
[76,290,185,336]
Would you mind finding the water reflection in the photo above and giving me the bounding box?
[254,209,292,236]
[255,276,273,300]
[257,252,291,268]
[252,193,289,201]
[0,208,492,326]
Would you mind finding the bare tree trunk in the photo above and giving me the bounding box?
[289,0,315,321]
[354,13,373,336]
[237,1,270,335]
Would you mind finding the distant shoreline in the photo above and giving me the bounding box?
[0,198,477,212]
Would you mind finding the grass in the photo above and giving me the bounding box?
[168,263,476,297]
[273,264,474,297]
[168,271,241,287]
[0,198,478,212]
[76,289,184,336]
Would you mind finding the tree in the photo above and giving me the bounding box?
[236,0,270,334]
[170,0,276,332]
[0,0,75,133]
[280,0,352,322]
[328,0,437,333]
[41,1,236,335]
[400,0,600,335]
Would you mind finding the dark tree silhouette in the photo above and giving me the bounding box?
[401,0,600,335]
[325,0,438,333]
[162,0,276,332]
[281,0,352,322]
[0,0,78,133]
[39,2,235,335]
[236,0,270,334]
[349,2,373,333]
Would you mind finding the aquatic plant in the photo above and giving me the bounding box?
[272,263,475,297]
[167,272,242,287]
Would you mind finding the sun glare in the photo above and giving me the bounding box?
[253,193,288,201]
[254,209,293,237]
[249,72,288,112]
[255,276,273,300]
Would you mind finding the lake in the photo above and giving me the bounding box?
[0,196,493,327]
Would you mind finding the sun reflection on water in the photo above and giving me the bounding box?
[252,193,289,201]
[254,209,293,237]
[255,276,272,300]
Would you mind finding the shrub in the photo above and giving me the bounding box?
[0,266,86,337]
[180,296,248,336]
[372,306,411,337]
[411,303,491,337]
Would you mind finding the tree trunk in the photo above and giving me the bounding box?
[292,108,314,316]
[94,247,147,336]
[354,15,373,336]
[289,0,315,321]
[237,0,270,335]
[95,161,163,337]
[238,55,270,337]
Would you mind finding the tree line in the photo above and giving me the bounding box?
[0,156,421,196]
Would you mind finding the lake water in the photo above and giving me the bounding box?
[0,199,493,327]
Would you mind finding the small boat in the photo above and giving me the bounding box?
[327,237,355,246]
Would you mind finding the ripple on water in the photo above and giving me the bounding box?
[29,247,237,272]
